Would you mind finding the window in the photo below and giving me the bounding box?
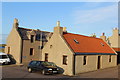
[31,35,34,43]
[83,56,87,65]
[73,39,79,44]
[30,48,34,55]
[109,55,112,62]
[63,55,67,65]
[50,45,52,48]
[45,53,48,61]
[8,47,10,54]
[30,61,37,65]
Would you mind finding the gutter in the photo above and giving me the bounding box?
[75,53,116,55]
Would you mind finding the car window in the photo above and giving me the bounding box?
[0,55,8,59]
[36,61,41,66]
[30,61,37,65]
[41,61,56,66]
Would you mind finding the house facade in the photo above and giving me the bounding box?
[5,19,51,65]
[100,28,120,64]
[5,19,117,75]
[42,21,117,75]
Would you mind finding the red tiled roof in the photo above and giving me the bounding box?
[113,48,120,52]
[63,33,115,54]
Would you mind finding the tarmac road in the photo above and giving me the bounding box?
[1,64,119,79]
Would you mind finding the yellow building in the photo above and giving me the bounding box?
[42,21,117,75]
[100,28,120,64]
[5,19,117,75]
[5,19,51,65]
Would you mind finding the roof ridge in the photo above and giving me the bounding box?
[18,26,50,33]
[18,26,34,30]
[66,32,102,40]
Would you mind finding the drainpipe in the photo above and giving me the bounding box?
[40,31,43,60]
[20,39,23,64]
[73,54,76,75]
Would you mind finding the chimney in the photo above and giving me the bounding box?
[100,32,106,42]
[113,27,119,36]
[90,33,96,38]
[54,21,63,35]
[63,27,67,32]
[13,18,19,29]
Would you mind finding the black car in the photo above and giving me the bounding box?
[27,61,59,75]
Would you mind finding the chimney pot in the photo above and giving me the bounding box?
[57,21,60,26]
[102,33,105,36]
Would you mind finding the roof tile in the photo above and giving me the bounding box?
[63,33,115,54]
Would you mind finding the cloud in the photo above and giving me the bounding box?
[73,4,118,24]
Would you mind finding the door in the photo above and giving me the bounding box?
[97,56,101,69]
[45,53,48,61]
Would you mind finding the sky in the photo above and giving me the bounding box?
[1,2,118,44]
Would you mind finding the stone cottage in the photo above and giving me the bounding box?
[100,28,120,64]
[5,19,117,75]
[5,18,51,65]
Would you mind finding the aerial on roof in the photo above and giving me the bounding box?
[63,33,116,54]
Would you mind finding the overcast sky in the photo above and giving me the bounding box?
[1,2,118,44]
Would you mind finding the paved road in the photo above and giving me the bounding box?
[1,64,119,78]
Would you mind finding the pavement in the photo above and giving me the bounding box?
[0,64,119,79]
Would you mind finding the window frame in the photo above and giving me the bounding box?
[83,56,87,65]
[109,55,112,62]
[31,35,34,43]
[30,48,34,56]
[63,55,67,65]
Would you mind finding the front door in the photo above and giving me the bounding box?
[97,56,101,69]
[45,53,48,61]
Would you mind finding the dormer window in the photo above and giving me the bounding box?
[74,39,79,44]
[31,35,34,43]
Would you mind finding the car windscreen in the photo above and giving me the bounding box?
[41,62,56,67]
[0,55,8,59]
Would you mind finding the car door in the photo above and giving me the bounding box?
[30,61,37,70]
[36,61,43,71]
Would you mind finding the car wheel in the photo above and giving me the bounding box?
[28,68,32,73]
[42,70,46,75]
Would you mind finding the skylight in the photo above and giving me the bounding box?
[74,39,79,44]
[100,43,104,46]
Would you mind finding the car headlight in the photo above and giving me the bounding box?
[48,68,52,71]
[57,68,59,70]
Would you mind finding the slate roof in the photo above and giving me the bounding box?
[63,33,116,54]
[18,27,52,41]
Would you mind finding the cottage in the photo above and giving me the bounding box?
[100,28,120,64]
[5,19,117,76]
[5,19,51,65]
[42,21,117,75]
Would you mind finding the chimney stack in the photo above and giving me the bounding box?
[13,18,19,29]
[54,21,63,35]
[100,32,106,42]
[63,27,67,32]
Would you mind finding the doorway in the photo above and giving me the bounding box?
[97,56,101,69]
[45,53,48,61]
